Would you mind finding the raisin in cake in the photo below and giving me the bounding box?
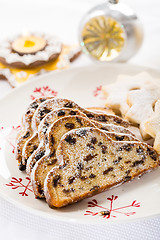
[44,127,159,208]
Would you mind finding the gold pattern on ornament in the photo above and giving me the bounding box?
[81,16,125,61]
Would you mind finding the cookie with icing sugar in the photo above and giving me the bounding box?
[144,100,160,153]
[125,84,160,139]
[0,69,17,88]
[0,33,62,69]
[102,72,153,116]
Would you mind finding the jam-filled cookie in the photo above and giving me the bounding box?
[0,33,62,68]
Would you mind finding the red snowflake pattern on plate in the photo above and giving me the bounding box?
[6,177,33,197]
[0,125,21,153]
[93,85,105,100]
[93,85,102,97]
[84,195,140,219]
[30,86,58,100]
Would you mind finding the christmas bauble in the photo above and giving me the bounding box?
[79,0,143,62]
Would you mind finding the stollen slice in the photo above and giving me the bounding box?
[22,108,86,167]
[31,98,129,132]
[27,121,136,176]
[15,97,52,170]
[31,115,97,198]
[44,127,159,208]
[25,108,86,174]
[20,98,128,169]
[30,115,133,198]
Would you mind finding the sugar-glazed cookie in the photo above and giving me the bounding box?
[0,33,62,68]
[102,72,153,116]
[125,84,160,139]
[144,100,160,153]
[0,69,17,87]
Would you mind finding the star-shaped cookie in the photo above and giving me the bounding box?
[144,100,160,153]
[125,85,160,139]
[102,72,153,116]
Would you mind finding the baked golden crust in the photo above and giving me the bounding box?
[44,127,159,208]
[87,107,115,115]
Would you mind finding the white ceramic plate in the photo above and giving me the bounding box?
[0,63,160,224]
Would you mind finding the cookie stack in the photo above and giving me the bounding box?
[16,97,159,208]
[102,72,160,153]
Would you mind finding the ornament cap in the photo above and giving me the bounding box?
[109,0,119,4]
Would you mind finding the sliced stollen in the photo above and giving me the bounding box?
[27,120,136,176]
[31,98,129,132]
[18,99,83,168]
[44,127,159,208]
[22,132,39,167]
[15,97,52,169]
[22,108,86,167]
[31,98,84,131]
[21,98,128,168]
[19,98,87,170]
[31,116,139,199]
[31,115,96,198]
[25,108,86,174]
[20,97,129,170]
[27,115,135,176]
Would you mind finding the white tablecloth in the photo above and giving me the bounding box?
[0,0,160,239]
